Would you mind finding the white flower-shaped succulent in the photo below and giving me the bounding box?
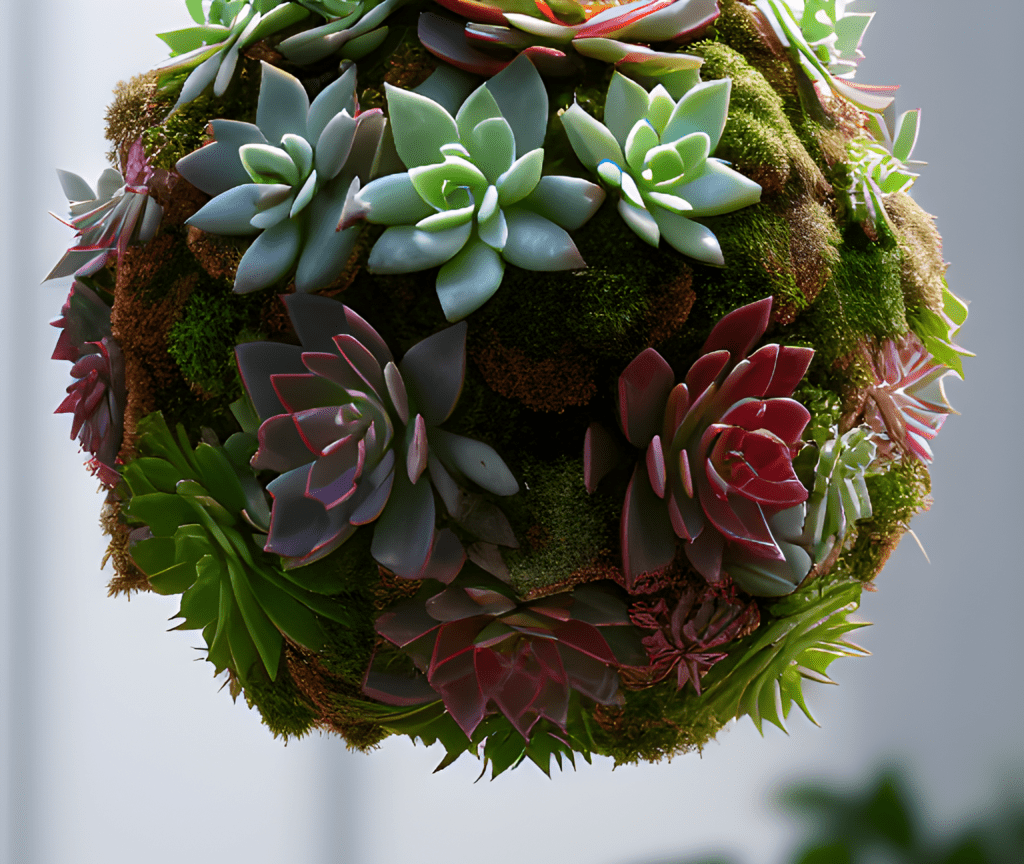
[177,61,384,293]
[341,55,606,322]
[560,72,761,267]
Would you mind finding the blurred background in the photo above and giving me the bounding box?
[2,1,1021,862]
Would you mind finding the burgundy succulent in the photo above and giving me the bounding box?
[585,297,815,596]
[236,293,519,573]
[862,334,956,464]
[51,281,125,486]
[632,587,759,693]
[366,568,645,740]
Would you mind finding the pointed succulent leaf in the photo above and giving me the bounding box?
[256,61,309,144]
[430,428,519,496]
[520,176,605,230]
[435,238,506,321]
[234,217,302,292]
[400,322,467,426]
[385,84,459,168]
[560,104,625,171]
[501,208,585,271]
[368,222,473,274]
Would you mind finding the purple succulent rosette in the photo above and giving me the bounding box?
[46,138,166,281]
[586,297,816,596]
[366,566,645,739]
[51,281,125,486]
[861,333,957,464]
[236,293,519,574]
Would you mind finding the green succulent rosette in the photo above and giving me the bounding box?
[48,0,967,776]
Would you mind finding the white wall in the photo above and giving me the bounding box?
[3,2,1020,863]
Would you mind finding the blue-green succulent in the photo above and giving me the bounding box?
[341,55,606,321]
[177,60,385,293]
[277,0,409,64]
[560,72,761,267]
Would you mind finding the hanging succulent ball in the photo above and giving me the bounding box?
[48,0,967,776]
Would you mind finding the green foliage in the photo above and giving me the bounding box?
[908,283,973,378]
[697,581,868,733]
[245,661,319,739]
[123,412,357,684]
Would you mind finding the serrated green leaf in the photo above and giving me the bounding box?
[483,726,527,778]
[194,443,248,512]
[125,494,195,538]
[157,25,228,55]
[129,536,176,577]
[121,462,160,497]
[174,524,217,568]
[246,570,327,652]
[226,598,266,686]
[135,414,195,479]
[262,568,357,627]
[176,555,222,630]
[206,580,234,674]
[227,557,282,680]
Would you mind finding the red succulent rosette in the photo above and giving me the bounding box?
[366,567,645,740]
[586,297,816,595]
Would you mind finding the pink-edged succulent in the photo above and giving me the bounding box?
[632,586,759,693]
[236,293,518,574]
[861,333,957,464]
[366,565,645,740]
[585,297,815,596]
[418,0,718,95]
[46,138,168,281]
[51,281,125,486]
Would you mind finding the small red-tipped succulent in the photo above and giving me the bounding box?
[862,334,956,464]
[236,293,518,573]
[51,281,125,486]
[632,587,759,693]
[586,297,815,596]
[366,566,645,740]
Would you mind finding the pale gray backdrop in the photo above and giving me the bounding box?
[3,1,1021,862]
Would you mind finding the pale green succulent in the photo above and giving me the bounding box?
[754,0,893,113]
[177,61,385,293]
[801,425,875,562]
[842,109,921,225]
[341,55,606,322]
[277,0,409,64]
[559,72,761,267]
[155,0,312,111]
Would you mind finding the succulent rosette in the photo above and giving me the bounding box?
[586,297,815,595]
[51,280,126,486]
[177,61,384,293]
[418,0,717,95]
[342,54,605,320]
[46,139,165,281]
[236,293,519,573]
[560,72,761,266]
[49,0,968,776]
[368,566,645,739]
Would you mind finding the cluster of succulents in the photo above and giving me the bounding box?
[47,0,967,776]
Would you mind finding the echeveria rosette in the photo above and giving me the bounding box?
[366,567,645,740]
[154,0,311,111]
[124,413,355,684]
[418,0,717,97]
[560,72,762,267]
[236,294,519,575]
[632,587,759,693]
[753,0,895,113]
[51,281,126,487]
[342,55,604,321]
[799,425,875,562]
[862,334,957,464]
[177,61,384,293]
[586,297,816,596]
[277,0,410,64]
[46,139,165,281]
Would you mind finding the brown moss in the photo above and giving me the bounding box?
[111,233,197,458]
[884,192,947,312]
[101,498,152,597]
[284,643,349,734]
[470,330,597,413]
[644,267,696,345]
[383,40,437,91]
[776,196,841,319]
[186,226,245,281]
[104,72,161,169]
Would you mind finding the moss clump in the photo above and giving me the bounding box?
[104,72,160,168]
[708,0,800,97]
[884,192,947,314]
[504,456,619,597]
[245,663,319,741]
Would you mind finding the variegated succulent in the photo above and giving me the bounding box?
[367,566,645,739]
[560,72,761,266]
[46,138,165,281]
[177,61,384,293]
[586,297,815,596]
[341,55,605,321]
[418,0,718,96]
[236,294,519,574]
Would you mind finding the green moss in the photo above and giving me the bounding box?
[503,456,619,596]
[245,663,319,740]
[708,0,799,97]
